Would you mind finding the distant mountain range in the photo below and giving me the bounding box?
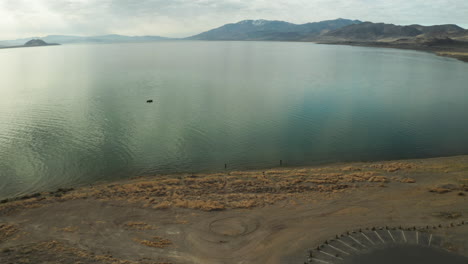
[316,22,468,62]
[186,19,468,43]
[320,22,468,41]
[187,18,362,41]
[0,34,170,46]
[1,19,467,62]
[2,19,467,45]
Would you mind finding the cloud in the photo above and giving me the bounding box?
[0,0,467,40]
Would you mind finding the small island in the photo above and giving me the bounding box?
[0,39,60,50]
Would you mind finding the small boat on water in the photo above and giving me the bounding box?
[146,99,153,103]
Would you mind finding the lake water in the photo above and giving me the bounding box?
[1,41,468,198]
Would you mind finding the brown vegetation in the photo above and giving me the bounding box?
[124,222,158,230]
[0,240,171,264]
[1,156,468,264]
[134,236,172,249]
[429,188,453,194]
[368,162,417,172]
[59,226,79,232]
[395,177,416,183]
[0,223,18,242]
[429,183,466,194]
[0,160,428,214]
[0,198,45,216]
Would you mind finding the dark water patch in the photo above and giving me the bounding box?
[344,245,468,264]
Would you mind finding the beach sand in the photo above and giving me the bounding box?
[1,155,467,263]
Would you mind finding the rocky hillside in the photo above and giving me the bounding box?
[0,39,60,49]
[321,22,468,41]
[316,22,468,62]
[187,18,362,41]
[24,39,50,46]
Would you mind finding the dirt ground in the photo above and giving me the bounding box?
[1,155,467,263]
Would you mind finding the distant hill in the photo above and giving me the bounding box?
[320,22,468,41]
[0,34,171,46]
[322,22,421,40]
[187,18,362,41]
[413,24,465,35]
[315,22,468,63]
[0,39,60,50]
[24,39,58,47]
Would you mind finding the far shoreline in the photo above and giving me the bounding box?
[1,39,467,63]
[0,43,60,50]
[315,40,468,63]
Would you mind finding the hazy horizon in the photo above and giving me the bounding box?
[1,18,468,43]
[1,0,468,41]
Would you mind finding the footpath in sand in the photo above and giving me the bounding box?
[1,155,467,263]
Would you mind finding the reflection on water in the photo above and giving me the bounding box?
[1,41,468,198]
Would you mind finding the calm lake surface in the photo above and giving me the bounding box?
[1,41,468,198]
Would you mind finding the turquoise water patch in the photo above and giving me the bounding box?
[1,41,468,198]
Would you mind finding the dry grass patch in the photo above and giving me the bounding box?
[265,169,287,175]
[341,166,362,172]
[369,162,417,172]
[229,200,258,209]
[0,198,46,216]
[285,172,308,177]
[429,184,463,194]
[172,199,225,211]
[174,218,189,224]
[306,178,339,184]
[396,177,416,183]
[153,201,172,209]
[429,188,453,194]
[368,176,388,183]
[134,236,172,248]
[2,158,444,215]
[0,240,171,264]
[322,172,344,177]
[59,226,78,232]
[0,223,18,242]
[339,171,379,182]
[124,222,158,230]
[229,171,260,176]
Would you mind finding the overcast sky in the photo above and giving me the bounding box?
[1,0,467,40]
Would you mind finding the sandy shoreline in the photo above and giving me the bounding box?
[317,41,468,63]
[1,155,467,263]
